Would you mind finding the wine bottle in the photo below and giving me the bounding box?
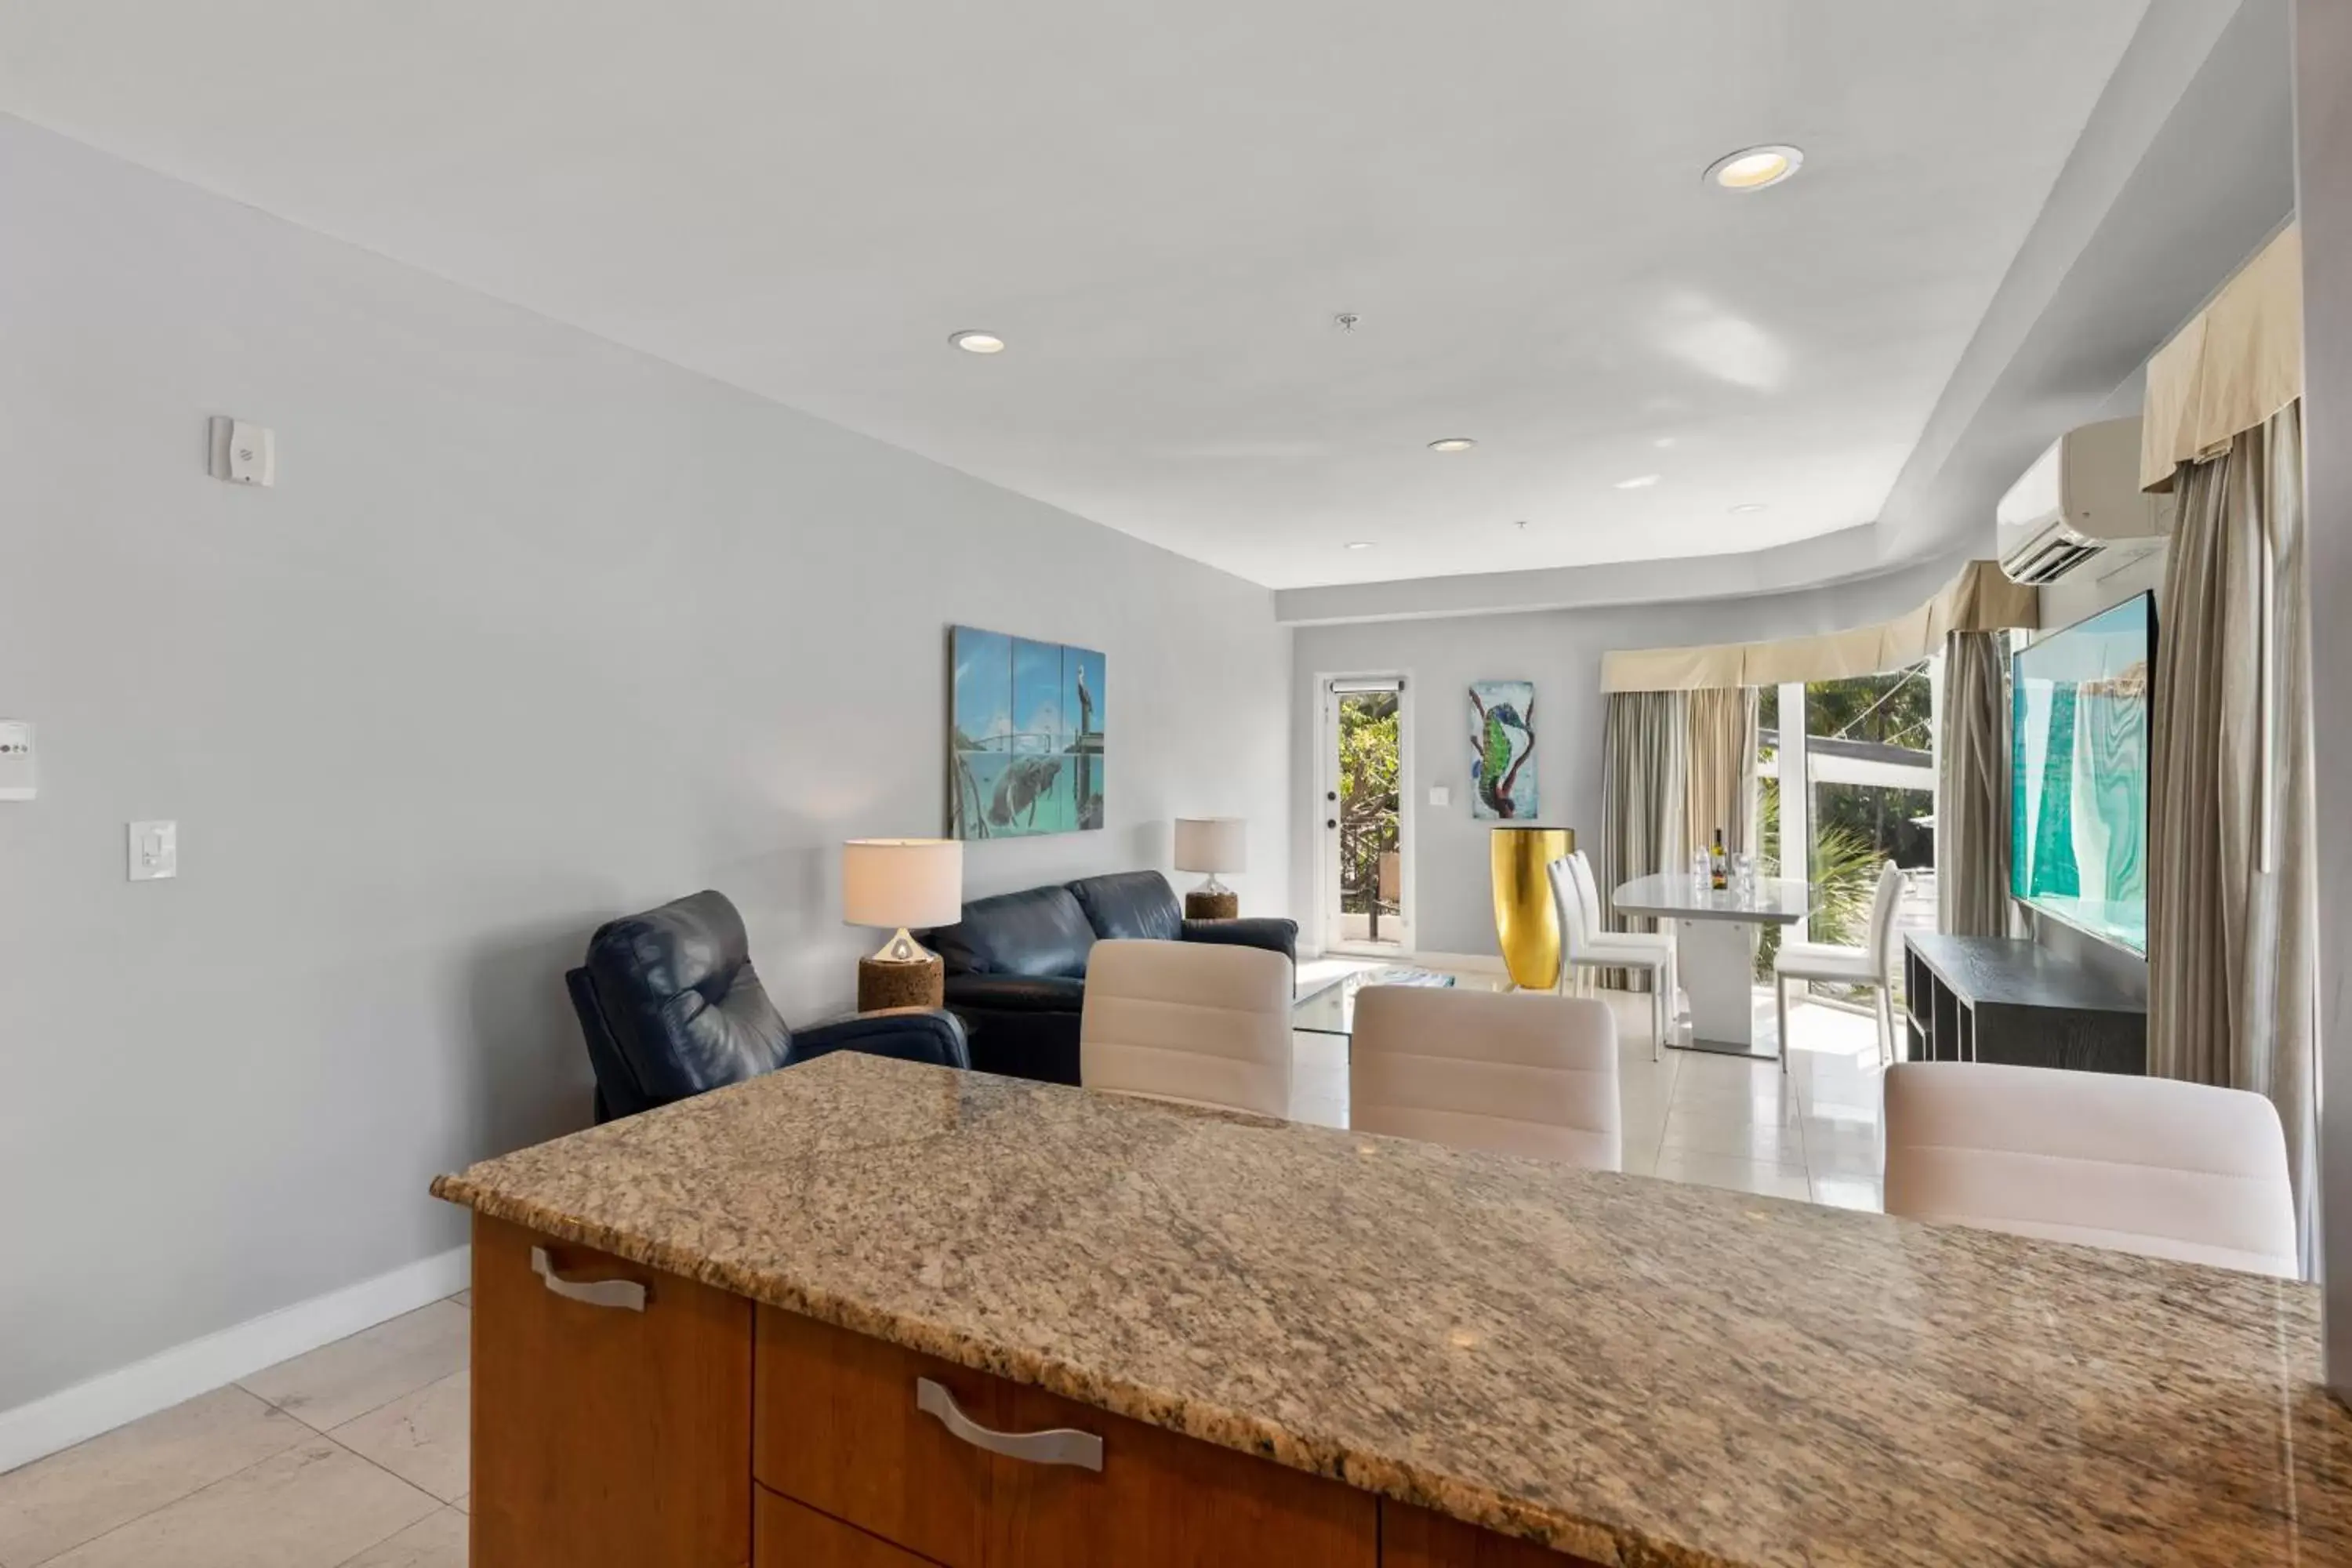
[1709,828,1728,891]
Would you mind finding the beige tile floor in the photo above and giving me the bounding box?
[0,984,1883,1566]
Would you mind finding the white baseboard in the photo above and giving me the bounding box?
[0,1245,470,1475]
[1413,949,1508,975]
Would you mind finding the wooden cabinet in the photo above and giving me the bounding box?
[982,1379,1374,1566]
[754,1304,993,1566]
[473,1219,1590,1568]
[1382,1501,1599,1566]
[470,1214,753,1568]
[756,1488,940,1567]
[756,1306,1374,1568]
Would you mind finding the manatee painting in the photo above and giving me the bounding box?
[949,627,1106,839]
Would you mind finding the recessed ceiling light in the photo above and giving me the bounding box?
[1704,144,1804,191]
[949,330,1006,354]
[1344,540,1375,550]
[1427,437,1477,452]
[1730,502,1769,514]
[1614,474,1661,490]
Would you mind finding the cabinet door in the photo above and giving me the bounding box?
[470,1214,753,1568]
[985,1381,1376,1568]
[1380,1501,1605,1566]
[756,1486,942,1567]
[755,1308,993,1568]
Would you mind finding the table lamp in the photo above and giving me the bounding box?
[1173,816,1246,920]
[842,838,963,1011]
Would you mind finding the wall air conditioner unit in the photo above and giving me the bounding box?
[1996,416,2176,585]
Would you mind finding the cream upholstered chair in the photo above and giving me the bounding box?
[1773,860,1903,1073]
[1883,1062,2299,1277]
[1079,938,1293,1116]
[1351,985,1621,1170]
[1547,854,1675,1059]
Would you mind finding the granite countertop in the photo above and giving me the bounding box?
[432,1052,2352,1568]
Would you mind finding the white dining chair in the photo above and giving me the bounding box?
[1882,1062,2299,1277]
[1574,851,1679,1054]
[1351,985,1621,1169]
[1080,939,1293,1116]
[1773,860,1903,1073]
[1546,855,1675,1059]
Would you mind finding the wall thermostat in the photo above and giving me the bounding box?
[0,721,33,800]
[208,416,276,487]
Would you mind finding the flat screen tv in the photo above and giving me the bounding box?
[2009,592,2154,953]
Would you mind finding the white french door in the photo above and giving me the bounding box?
[1316,674,1414,957]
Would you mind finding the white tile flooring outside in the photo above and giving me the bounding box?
[0,981,1886,1565]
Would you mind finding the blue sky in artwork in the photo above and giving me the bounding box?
[952,626,1012,747]
[1012,637,1063,752]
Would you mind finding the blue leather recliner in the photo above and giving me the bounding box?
[565,888,969,1121]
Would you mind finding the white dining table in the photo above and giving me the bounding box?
[1610,873,1811,1058]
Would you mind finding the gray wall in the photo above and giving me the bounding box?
[2292,0,2352,1388]
[1287,554,1965,956]
[0,118,1290,1412]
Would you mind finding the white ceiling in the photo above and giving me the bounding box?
[0,0,2150,589]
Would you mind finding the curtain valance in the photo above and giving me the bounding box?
[1599,560,2038,692]
[2140,224,2303,492]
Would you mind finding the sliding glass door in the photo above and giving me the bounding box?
[1757,663,1937,988]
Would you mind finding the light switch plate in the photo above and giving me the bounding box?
[128,820,178,881]
[1428,785,1451,808]
[0,721,32,800]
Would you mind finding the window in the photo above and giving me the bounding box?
[1757,663,1937,989]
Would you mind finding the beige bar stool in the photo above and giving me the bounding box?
[1351,985,1621,1170]
[1080,938,1294,1117]
[1882,1062,2298,1277]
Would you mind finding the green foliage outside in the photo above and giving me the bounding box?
[1754,668,1931,985]
[1336,694,1400,927]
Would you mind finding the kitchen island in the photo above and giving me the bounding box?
[432,1051,2352,1567]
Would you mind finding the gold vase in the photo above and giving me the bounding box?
[1490,826,1573,990]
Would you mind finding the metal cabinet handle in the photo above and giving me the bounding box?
[916,1377,1102,1472]
[530,1246,646,1312]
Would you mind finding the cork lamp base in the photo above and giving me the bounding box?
[1184,890,1240,920]
[858,954,944,1012]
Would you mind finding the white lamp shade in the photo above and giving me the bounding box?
[1173,817,1247,875]
[842,839,964,930]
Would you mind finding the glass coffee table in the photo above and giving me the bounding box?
[1292,965,1509,1036]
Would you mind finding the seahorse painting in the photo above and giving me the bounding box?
[1469,681,1537,819]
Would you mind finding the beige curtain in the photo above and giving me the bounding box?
[1602,691,1687,993]
[1685,688,1757,858]
[1936,630,2009,937]
[2148,402,2317,1265]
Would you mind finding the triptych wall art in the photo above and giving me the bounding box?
[949,626,1106,839]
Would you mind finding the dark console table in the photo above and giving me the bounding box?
[1901,935,2147,1074]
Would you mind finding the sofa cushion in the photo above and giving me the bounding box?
[925,884,1097,978]
[1069,870,1183,942]
[943,974,1088,1013]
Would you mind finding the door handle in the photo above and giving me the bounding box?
[916,1377,1102,1471]
[530,1246,647,1312]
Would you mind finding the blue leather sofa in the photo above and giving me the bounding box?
[921,869,1295,1086]
[567,889,969,1121]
